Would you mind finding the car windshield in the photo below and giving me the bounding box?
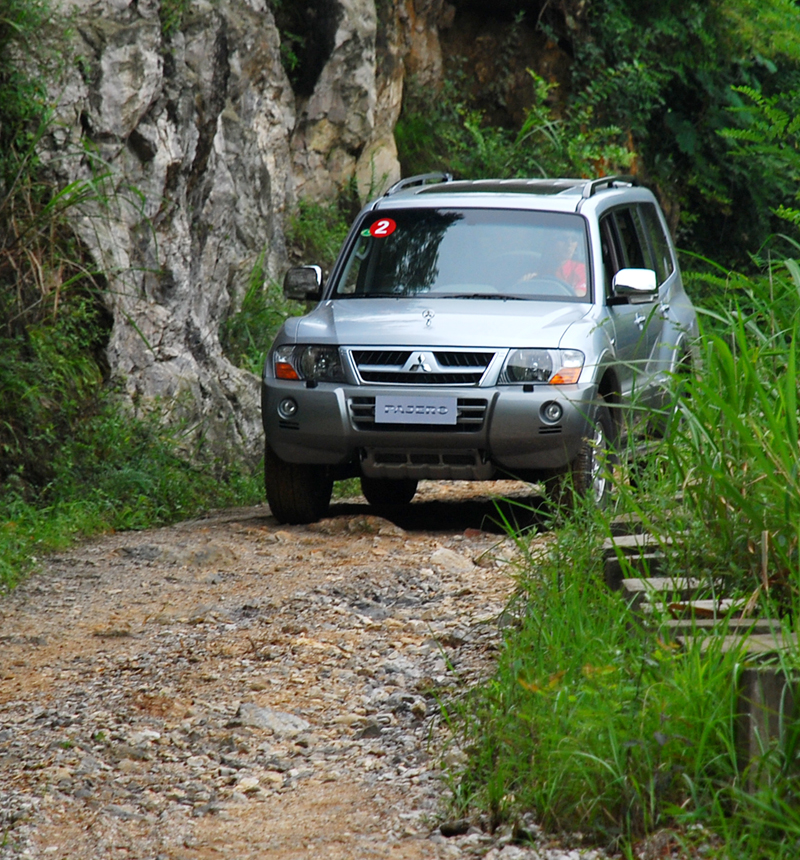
[332,208,591,302]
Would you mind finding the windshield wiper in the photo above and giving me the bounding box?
[436,292,532,301]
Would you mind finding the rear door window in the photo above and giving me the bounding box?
[613,207,649,270]
[638,203,675,286]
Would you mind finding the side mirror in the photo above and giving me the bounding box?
[283,265,323,301]
[612,268,657,298]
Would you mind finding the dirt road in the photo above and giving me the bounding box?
[2,481,595,860]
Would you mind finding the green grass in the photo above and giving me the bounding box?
[0,399,263,589]
[450,251,800,856]
[447,509,743,849]
[396,70,634,180]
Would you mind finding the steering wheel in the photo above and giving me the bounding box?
[513,276,576,297]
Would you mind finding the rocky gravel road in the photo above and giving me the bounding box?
[0,482,608,860]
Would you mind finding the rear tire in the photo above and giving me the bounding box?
[360,476,418,509]
[264,442,333,524]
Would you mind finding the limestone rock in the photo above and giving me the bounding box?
[34,0,508,466]
[47,0,295,465]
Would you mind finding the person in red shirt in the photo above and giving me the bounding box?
[510,231,587,297]
[555,234,587,296]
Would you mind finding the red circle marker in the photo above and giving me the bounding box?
[369,218,397,238]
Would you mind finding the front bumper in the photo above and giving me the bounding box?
[262,379,599,480]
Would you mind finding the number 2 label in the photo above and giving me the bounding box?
[369,218,397,238]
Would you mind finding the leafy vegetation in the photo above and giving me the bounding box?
[721,87,800,230]
[220,198,352,375]
[158,0,190,39]
[449,515,743,849]
[220,252,294,376]
[395,0,800,266]
[397,70,634,181]
[447,245,800,856]
[0,0,262,590]
[571,0,800,262]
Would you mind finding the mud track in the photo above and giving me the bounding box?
[0,482,603,860]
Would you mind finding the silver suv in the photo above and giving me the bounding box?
[262,174,697,523]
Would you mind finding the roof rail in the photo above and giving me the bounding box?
[582,175,639,198]
[384,172,453,196]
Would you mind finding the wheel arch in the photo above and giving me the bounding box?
[596,367,622,444]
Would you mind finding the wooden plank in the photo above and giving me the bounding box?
[736,664,797,791]
[666,599,745,619]
[605,553,665,589]
[603,533,670,554]
[622,576,702,594]
[620,576,703,609]
[659,617,782,639]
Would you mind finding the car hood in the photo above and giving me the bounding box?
[284,298,593,349]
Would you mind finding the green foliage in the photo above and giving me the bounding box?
[158,0,190,38]
[285,197,352,270]
[722,87,800,229]
[0,0,51,186]
[569,0,800,262]
[221,199,352,375]
[665,259,800,608]
[721,0,800,60]
[396,71,634,180]
[221,252,297,375]
[450,511,742,846]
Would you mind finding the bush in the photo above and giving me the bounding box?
[452,250,800,855]
[0,0,264,590]
[396,71,634,181]
[449,509,741,848]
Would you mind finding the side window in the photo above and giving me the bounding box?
[339,234,371,294]
[613,207,648,270]
[599,215,623,297]
[638,203,674,286]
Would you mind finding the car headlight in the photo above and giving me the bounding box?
[274,345,345,382]
[501,348,584,384]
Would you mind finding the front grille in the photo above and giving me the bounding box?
[350,349,495,386]
[358,371,484,384]
[349,397,488,432]
[352,350,412,366]
[436,351,494,368]
[372,451,483,467]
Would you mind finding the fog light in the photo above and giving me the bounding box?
[542,401,563,423]
[278,398,298,419]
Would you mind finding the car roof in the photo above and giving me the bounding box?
[371,173,652,215]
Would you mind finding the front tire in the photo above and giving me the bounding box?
[265,443,333,524]
[546,399,614,509]
[571,399,614,506]
[360,476,418,509]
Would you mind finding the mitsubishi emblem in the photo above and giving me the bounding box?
[410,353,432,372]
[422,309,435,327]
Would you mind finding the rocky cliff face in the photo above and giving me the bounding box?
[43,0,451,465]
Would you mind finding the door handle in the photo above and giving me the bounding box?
[634,313,646,329]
